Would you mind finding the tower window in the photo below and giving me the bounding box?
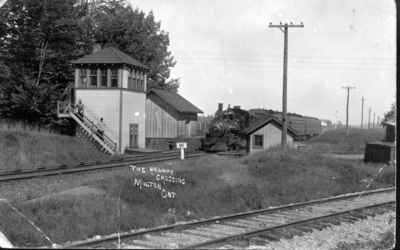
[111,69,118,87]
[90,69,97,87]
[79,69,87,87]
[100,69,107,87]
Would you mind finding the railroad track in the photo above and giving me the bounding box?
[61,187,395,249]
[0,151,205,182]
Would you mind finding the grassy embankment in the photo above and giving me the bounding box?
[0,128,394,247]
[1,149,394,246]
[307,128,385,153]
[0,130,109,171]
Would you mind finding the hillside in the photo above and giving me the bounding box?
[0,148,394,246]
[0,130,110,171]
[308,128,385,154]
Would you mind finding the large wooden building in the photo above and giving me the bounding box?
[59,47,202,154]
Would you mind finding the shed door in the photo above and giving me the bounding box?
[129,123,139,148]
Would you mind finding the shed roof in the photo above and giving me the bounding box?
[72,47,147,69]
[382,120,395,127]
[243,117,297,137]
[148,89,203,114]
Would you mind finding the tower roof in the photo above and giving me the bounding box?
[72,47,148,69]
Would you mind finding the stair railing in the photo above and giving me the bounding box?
[57,101,117,153]
[72,112,117,153]
[80,106,119,141]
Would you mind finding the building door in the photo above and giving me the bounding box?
[129,123,139,148]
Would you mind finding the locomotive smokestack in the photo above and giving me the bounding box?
[92,43,102,53]
[218,103,223,112]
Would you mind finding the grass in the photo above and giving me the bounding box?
[3,148,394,247]
[308,128,385,154]
[0,127,394,247]
[0,130,110,171]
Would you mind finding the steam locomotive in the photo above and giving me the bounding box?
[203,105,322,152]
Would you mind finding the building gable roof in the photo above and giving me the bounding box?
[243,117,297,137]
[148,89,203,114]
[382,120,395,127]
[72,47,147,69]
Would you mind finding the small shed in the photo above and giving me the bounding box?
[382,121,395,142]
[364,120,395,164]
[364,141,395,164]
[243,117,297,154]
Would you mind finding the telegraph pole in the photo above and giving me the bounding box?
[373,112,376,128]
[269,22,304,148]
[368,108,371,129]
[361,96,365,128]
[342,86,355,134]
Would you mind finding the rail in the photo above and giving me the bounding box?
[60,187,395,249]
[0,151,205,182]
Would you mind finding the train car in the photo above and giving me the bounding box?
[248,109,322,141]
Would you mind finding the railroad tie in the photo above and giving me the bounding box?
[207,224,248,234]
[250,216,283,227]
[160,232,209,245]
[183,229,222,239]
[141,234,179,248]
[191,226,232,237]
[293,224,315,233]
[123,239,164,249]
[257,231,282,242]
[249,236,269,246]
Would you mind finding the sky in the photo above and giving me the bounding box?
[128,0,396,125]
[0,0,395,124]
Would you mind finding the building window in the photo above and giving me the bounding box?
[100,69,107,87]
[90,69,97,87]
[111,69,118,87]
[128,70,144,92]
[79,69,87,87]
[253,134,263,147]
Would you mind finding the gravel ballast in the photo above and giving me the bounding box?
[219,211,395,250]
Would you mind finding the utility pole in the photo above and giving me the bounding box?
[368,108,371,129]
[361,96,365,128]
[342,86,355,134]
[373,112,376,128]
[335,110,339,128]
[269,22,304,148]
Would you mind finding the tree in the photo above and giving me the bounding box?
[0,0,81,125]
[382,102,396,124]
[0,0,178,127]
[88,0,179,90]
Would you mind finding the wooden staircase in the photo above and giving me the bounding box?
[57,101,118,155]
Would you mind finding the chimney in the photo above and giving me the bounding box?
[92,43,102,53]
[218,103,223,112]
